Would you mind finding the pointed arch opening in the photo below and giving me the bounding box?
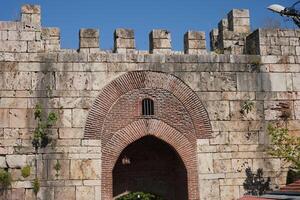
[113,135,188,200]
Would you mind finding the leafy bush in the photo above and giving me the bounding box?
[116,192,164,200]
[21,165,31,178]
[267,124,300,171]
[0,169,12,189]
[32,104,58,151]
[243,167,271,196]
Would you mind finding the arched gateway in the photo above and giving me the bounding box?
[84,71,212,200]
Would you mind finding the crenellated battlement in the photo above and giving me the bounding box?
[210,9,251,54]
[0,4,299,57]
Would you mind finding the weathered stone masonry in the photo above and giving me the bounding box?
[0,4,300,200]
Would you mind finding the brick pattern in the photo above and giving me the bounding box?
[84,71,212,141]
[84,71,211,199]
[101,88,196,145]
[101,119,198,200]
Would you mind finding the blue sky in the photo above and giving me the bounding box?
[0,0,297,51]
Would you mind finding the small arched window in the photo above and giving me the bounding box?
[142,98,154,116]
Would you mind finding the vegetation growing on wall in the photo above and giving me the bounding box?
[32,104,58,151]
[240,100,254,115]
[21,165,31,178]
[243,167,271,196]
[0,169,12,189]
[32,104,58,195]
[54,160,61,178]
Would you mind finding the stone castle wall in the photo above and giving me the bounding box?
[0,4,299,200]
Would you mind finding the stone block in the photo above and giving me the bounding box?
[228,9,250,18]
[294,101,300,119]
[42,27,60,38]
[81,139,101,146]
[7,31,19,40]
[27,41,43,52]
[59,128,84,139]
[218,18,229,31]
[70,159,101,179]
[31,13,41,24]
[57,52,87,62]
[76,186,94,200]
[12,188,25,200]
[9,109,30,128]
[293,73,300,91]
[115,28,134,39]
[37,159,47,180]
[151,38,171,49]
[36,187,54,200]
[230,101,264,121]
[72,109,88,127]
[220,185,240,200]
[54,187,75,199]
[296,47,300,55]
[80,29,99,38]
[20,31,35,41]
[262,73,293,91]
[200,72,237,91]
[25,189,35,200]
[253,158,281,171]
[0,109,10,128]
[80,37,99,48]
[185,31,206,40]
[185,39,206,49]
[0,22,19,31]
[210,132,229,145]
[264,101,293,120]
[151,29,171,39]
[114,38,135,49]
[232,17,250,26]
[6,155,27,168]
[48,159,70,180]
[205,101,230,120]
[232,159,252,173]
[21,5,41,14]
[213,159,232,173]
[199,179,220,200]
[237,72,262,91]
[198,153,214,173]
[0,41,27,52]
[0,156,7,168]
[229,132,258,145]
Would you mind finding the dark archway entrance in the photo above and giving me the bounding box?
[113,136,188,200]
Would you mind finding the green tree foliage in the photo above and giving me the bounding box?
[267,124,300,171]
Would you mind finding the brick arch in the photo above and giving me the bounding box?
[84,71,212,140]
[102,119,199,200]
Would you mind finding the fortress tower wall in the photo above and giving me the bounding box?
[0,4,299,200]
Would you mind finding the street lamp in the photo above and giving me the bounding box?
[268,1,300,28]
